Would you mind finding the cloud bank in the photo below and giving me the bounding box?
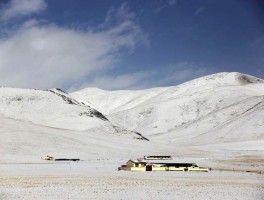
[0,1,148,90]
[0,0,47,21]
[0,0,214,91]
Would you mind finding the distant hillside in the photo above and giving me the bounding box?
[71,72,264,145]
[1,72,263,162]
[0,87,146,140]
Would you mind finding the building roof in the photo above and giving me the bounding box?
[127,159,148,164]
[151,162,197,167]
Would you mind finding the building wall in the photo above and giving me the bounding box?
[152,166,167,171]
[131,167,146,171]
[126,161,135,167]
[188,167,208,172]
[168,167,185,171]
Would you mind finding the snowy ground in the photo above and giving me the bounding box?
[1,128,263,200]
[0,160,263,200]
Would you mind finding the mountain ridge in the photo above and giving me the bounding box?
[0,87,147,140]
[1,72,263,162]
[71,72,264,145]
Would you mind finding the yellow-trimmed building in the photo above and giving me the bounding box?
[118,160,148,171]
[118,159,210,172]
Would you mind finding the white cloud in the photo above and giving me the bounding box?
[0,1,215,92]
[108,2,135,22]
[0,4,148,90]
[0,0,47,21]
[155,0,176,13]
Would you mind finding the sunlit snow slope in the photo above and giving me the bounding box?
[1,72,263,162]
[0,87,145,140]
[0,116,173,162]
[71,72,264,145]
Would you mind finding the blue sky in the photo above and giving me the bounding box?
[0,0,263,90]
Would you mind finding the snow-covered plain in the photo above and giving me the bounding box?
[1,72,264,199]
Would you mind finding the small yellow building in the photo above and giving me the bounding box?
[41,155,54,160]
[118,160,148,171]
[118,159,210,172]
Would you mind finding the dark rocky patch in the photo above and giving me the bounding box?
[49,89,108,121]
[79,110,108,121]
[49,90,82,105]
[237,74,264,85]
[133,131,150,141]
[111,125,149,140]
[54,88,67,94]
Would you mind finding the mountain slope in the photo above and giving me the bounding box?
[0,87,146,140]
[0,116,171,162]
[70,87,169,115]
[71,72,264,144]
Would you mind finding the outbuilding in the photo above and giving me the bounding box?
[118,160,148,171]
[118,159,210,172]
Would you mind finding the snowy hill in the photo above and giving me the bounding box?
[0,87,146,140]
[71,72,264,145]
[1,72,263,162]
[0,116,171,162]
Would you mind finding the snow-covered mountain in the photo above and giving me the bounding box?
[0,87,146,140]
[1,72,263,162]
[71,72,264,145]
